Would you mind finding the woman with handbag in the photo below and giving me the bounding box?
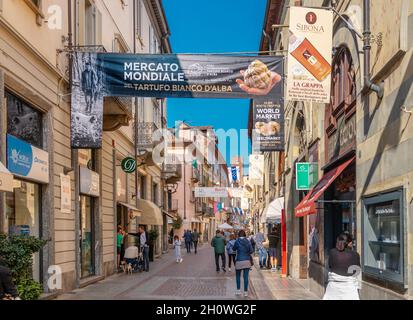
[232,230,254,298]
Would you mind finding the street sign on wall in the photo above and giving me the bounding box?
[296,162,318,190]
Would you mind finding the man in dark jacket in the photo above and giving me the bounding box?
[192,229,200,254]
[211,230,226,272]
[183,230,193,254]
[0,255,20,300]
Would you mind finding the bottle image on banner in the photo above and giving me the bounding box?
[289,31,331,82]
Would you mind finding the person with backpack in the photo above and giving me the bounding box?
[232,230,254,297]
[226,234,237,272]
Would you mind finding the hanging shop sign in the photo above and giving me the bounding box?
[80,166,100,197]
[229,166,240,184]
[121,156,137,173]
[252,99,285,152]
[242,178,254,199]
[249,154,265,185]
[6,134,49,184]
[71,52,284,148]
[296,162,319,190]
[287,7,333,103]
[195,187,228,198]
[228,188,244,198]
[241,197,250,210]
[60,174,71,214]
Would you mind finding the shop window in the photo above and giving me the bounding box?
[140,176,146,199]
[6,91,43,149]
[152,182,158,205]
[363,190,404,284]
[5,180,41,281]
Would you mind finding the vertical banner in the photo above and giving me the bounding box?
[252,98,285,152]
[287,7,333,103]
[71,52,105,148]
[249,154,264,185]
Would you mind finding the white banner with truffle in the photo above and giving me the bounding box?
[287,7,333,103]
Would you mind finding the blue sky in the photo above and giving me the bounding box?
[163,0,267,169]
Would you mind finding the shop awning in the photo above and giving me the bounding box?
[261,197,284,224]
[118,202,141,218]
[0,161,13,193]
[137,199,163,226]
[295,157,355,217]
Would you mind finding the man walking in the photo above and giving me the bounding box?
[268,226,280,272]
[138,226,150,272]
[255,230,267,269]
[192,229,200,254]
[211,230,226,272]
[183,230,192,254]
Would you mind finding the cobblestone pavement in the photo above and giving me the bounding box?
[56,245,318,300]
[56,244,257,300]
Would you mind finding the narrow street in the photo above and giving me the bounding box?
[56,244,316,300]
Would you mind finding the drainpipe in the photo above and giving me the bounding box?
[363,0,384,99]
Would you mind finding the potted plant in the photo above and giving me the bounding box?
[0,234,47,300]
[172,215,183,230]
[148,228,159,262]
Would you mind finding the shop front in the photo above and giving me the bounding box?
[78,151,100,279]
[5,133,49,283]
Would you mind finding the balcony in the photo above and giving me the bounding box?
[162,163,182,184]
[136,122,160,149]
[191,167,200,183]
[103,97,133,131]
[168,199,179,215]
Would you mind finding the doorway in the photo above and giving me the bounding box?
[80,195,95,278]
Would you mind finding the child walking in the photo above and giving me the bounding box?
[174,235,183,263]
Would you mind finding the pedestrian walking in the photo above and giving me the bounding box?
[233,230,254,297]
[249,232,256,254]
[192,229,200,254]
[323,233,361,300]
[268,226,280,272]
[226,234,237,272]
[211,230,227,272]
[255,231,267,269]
[174,235,183,263]
[116,226,125,272]
[0,255,20,300]
[183,230,192,254]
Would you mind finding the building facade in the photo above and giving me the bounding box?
[0,0,175,296]
[254,0,413,299]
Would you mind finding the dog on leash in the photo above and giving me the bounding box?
[126,263,133,275]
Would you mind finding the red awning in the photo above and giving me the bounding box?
[295,157,355,217]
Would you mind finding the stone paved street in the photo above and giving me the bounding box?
[56,244,317,300]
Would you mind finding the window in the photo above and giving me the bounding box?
[140,176,146,199]
[152,182,158,205]
[6,91,43,149]
[76,0,101,46]
[363,190,404,284]
[24,0,44,25]
[85,0,97,45]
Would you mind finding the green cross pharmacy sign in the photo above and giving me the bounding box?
[296,163,318,191]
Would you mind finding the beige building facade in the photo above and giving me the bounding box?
[0,0,174,296]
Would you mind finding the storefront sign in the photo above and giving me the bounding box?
[287,7,333,103]
[242,178,254,199]
[195,187,228,198]
[60,174,71,214]
[121,157,137,173]
[327,115,356,161]
[252,99,285,151]
[241,197,250,210]
[249,154,264,185]
[71,52,283,148]
[80,167,100,197]
[6,134,49,184]
[296,162,318,190]
[228,188,244,198]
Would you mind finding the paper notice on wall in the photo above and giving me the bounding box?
[60,174,71,214]
[287,7,333,103]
